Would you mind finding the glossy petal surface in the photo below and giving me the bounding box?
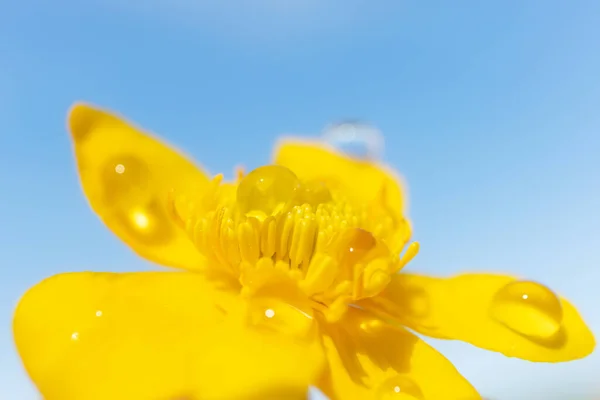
[316,308,480,400]
[68,104,209,270]
[14,272,324,400]
[363,273,595,362]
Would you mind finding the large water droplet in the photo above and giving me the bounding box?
[322,121,384,160]
[375,375,424,399]
[102,155,151,207]
[237,165,302,218]
[490,280,563,339]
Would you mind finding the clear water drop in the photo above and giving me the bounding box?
[375,375,424,399]
[113,200,175,245]
[322,121,384,160]
[237,165,302,217]
[300,179,333,207]
[102,155,151,207]
[337,228,390,267]
[490,280,563,339]
[247,298,314,339]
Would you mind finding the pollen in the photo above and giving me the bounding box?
[171,165,417,322]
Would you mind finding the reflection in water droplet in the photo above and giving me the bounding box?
[322,121,384,160]
[102,155,151,207]
[236,165,302,217]
[116,200,175,246]
[100,155,177,246]
[95,310,103,317]
[490,280,563,339]
[71,332,79,341]
[248,299,314,339]
[300,179,333,207]
[375,375,424,399]
[338,228,389,268]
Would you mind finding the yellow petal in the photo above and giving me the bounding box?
[273,140,410,251]
[316,308,480,400]
[68,103,209,270]
[13,272,325,400]
[363,273,595,362]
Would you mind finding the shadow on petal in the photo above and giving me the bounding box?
[316,308,480,400]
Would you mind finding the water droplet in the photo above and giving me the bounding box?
[338,228,390,267]
[115,200,175,245]
[102,155,151,207]
[300,179,333,207]
[322,121,384,160]
[71,332,79,341]
[95,310,103,317]
[237,165,302,217]
[490,280,563,339]
[375,375,424,399]
[248,298,314,339]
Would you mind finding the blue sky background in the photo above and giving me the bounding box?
[1,1,599,399]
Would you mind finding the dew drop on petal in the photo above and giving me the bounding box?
[236,165,302,217]
[375,375,424,399]
[490,280,563,339]
[248,299,314,339]
[102,155,151,207]
[322,121,384,161]
[101,155,175,244]
[115,200,176,245]
[300,179,333,207]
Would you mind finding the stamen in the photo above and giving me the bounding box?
[169,166,414,323]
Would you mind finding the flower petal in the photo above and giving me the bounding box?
[13,272,325,400]
[362,273,595,362]
[273,140,410,251]
[316,308,480,400]
[68,103,209,270]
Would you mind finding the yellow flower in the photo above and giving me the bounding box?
[14,104,595,400]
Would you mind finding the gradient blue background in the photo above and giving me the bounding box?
[1,1,599,399]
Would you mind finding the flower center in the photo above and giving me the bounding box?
[172,165,418,323]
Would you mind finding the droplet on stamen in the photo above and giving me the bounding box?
[300,179,333,207]
[337,228,389,268]
[490,280,563,339]
[236,165,302,218]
